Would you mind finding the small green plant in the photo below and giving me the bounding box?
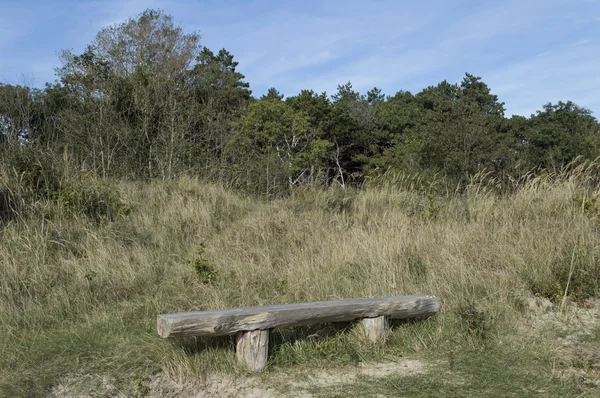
[458,301,487,342]
[133,376,150,397]
[574,194,600,223]
[531,280,564,303]
[424,194,441,220]
[190,244,217,284]
[316,336,340,359]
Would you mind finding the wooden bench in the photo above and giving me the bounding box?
[157,294,440,371]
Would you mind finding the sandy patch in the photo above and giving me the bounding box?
[526,298,600,388]
[48,359,425,398]
[289,360,424,390]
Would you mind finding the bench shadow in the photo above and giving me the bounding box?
[170,317,433,357]
[170,322,355,357]
[270,321,354,347]
[172,334,236,355]
[388,317,430,328]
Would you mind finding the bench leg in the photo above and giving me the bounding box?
[236,329,269,371]
[362,316,387,344]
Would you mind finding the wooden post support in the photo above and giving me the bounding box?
[236,329,269,372]
[362,316,387,344]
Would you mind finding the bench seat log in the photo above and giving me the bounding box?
[157,295,439,338]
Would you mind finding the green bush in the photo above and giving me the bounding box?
[190,244,217,284]
[0,187,22,223]
[526,243,600,303]
[322,188,356,214]
[458,301,488,342]
[7,149,63,200]
[57,177,130,223]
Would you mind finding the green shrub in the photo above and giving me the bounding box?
[0,187,22,223]
[57,177,130,223]
[424,194,442,220]
[526,243,600,303]
[322,188,356,214]
[7,149,63,200]
[190,244,217,284]
[458,301,488,342]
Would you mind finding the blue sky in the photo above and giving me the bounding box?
[0,0,598,117]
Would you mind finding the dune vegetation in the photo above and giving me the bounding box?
[1,158,599,396]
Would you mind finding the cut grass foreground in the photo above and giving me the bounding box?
[1,168,599,396]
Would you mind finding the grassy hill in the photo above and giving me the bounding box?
[1,166,599,396]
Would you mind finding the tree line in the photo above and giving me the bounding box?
[1,9,599,196]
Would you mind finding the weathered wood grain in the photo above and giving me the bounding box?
[157,295,439,338]
[362,316,387,344]
[236,329,269,371]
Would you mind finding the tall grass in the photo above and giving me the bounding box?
[1,162,599,395]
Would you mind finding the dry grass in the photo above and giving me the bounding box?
[1,164,599,396]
